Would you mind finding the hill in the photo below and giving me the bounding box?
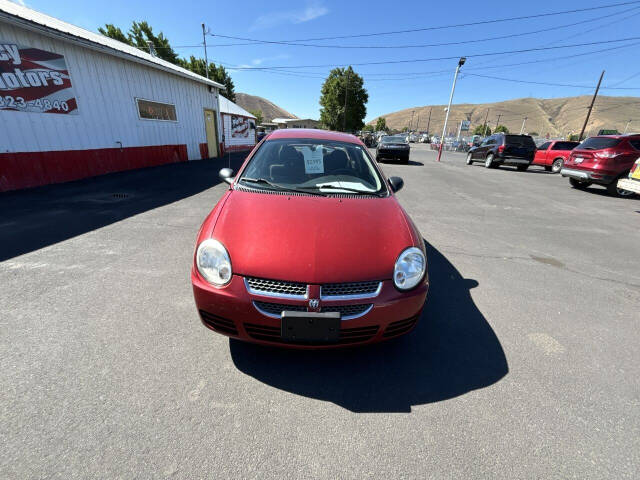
[369,96,639,137]
[235,93,298,123]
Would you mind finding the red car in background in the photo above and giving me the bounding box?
[561,134,640,197]
[192,129,428,348]
[532,140,579,173]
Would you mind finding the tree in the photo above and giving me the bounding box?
[99,22,235,100]
[362,124,374,132]
[249,109,264,124]
[375,117,387,132]
[568,133,580,141]
[319,66,368,132]
[473,124,491,136]
[495,124,509,133]
[178,56,236,101]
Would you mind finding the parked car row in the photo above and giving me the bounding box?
[465,132,640,197]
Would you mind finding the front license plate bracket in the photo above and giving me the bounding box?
[281,311,341,343]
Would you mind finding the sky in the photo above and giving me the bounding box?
[15,0,640,121]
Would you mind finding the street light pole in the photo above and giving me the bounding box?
[426,108,432,135]
[202,23,209,80]
[624,119,632,134]
[343,69,349,132]
[482,109,490,136]
[437,57,466,162]
[494,114,502,132]
[520,117,528,135]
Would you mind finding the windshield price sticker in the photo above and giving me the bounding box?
[302,147,324,174]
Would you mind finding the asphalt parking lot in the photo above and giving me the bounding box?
[2,144,638,478]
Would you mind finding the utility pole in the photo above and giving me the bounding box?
[624,119,632,134]
[415,115,420,131]
[494,114,502,132]
[520,117,528,135]
[202,23,209,79]
[437,57,466,162]
[426,108,432,134]
[482,109,490,136]
[343,69,350,132]
[579,70,604,141]
[410,110,415,132]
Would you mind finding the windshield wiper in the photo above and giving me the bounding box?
[239,177,327,196]
[312,184,386,197]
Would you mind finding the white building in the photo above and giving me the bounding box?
[272,118,320,129]
[0,0,225,192]
[218,95,256,153]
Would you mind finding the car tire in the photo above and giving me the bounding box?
[551,158,563,173]
[606,175,636,197]
[485,154,495,168]
[517,164,529,172]
[466,153,473,165]
[569,178,591,189]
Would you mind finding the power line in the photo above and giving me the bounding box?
[210,1,640,42]
[222,36,640,70]
[463,72,640,90]
[208,5,640,49]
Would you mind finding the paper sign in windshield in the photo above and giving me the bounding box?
[302,147,324,174]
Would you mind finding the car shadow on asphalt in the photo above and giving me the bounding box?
[0,153,248,262]
[229,240,509,413]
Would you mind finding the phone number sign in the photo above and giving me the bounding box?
[0,41,78,114]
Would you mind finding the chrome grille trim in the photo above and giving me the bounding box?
[252,301,373,321]
[320,281,382,300]
[245,277,308,299]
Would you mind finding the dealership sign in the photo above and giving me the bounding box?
[0,42,77,114]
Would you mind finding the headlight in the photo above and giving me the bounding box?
[196,239,232,286]
[393,247,426,291]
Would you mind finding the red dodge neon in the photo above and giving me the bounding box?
[191,129,428,348]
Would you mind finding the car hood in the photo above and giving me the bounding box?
[212,190,417,284]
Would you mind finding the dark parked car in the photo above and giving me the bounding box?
[532,140,579,173]
[376,135,410,163]
[561,134,640,197]
[466,133,536,170]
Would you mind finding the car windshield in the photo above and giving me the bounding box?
[238,138,387,195]
[382,135,407,144]
[577,137,623,150]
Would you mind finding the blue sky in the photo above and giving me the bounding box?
[18,0,640,120]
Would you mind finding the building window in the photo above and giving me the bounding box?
[136,98,177,121]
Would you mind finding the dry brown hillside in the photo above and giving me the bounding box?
[235,93,298,122]
[369,96,640,137]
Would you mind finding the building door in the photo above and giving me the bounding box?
[204,109,218,158]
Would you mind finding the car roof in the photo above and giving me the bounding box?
[267,128,361,145]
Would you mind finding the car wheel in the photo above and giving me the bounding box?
[551,158,563,173]
[569,178,591,189]
[466,153,473,165]
[484,154,495,168]
[517,164,529,171]
[606,176,636,197]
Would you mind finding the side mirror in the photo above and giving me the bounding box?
[219,168,235,185]
[388,176,404,193]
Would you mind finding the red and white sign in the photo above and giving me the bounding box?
[0,41,77,114]
[231,115,252,138]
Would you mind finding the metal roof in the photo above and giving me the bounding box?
[218,95,255,119]
[0,0,224,89]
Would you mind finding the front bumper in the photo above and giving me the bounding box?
[192,272,428,349]
[561,167,615,185]
[377,149,410,160]
[617,178,640,194]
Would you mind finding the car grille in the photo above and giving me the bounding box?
[321,281,380,298]
[244,322,379,345]
[320,304,372,317]
[383,315,419,338]
[253,301,372,319]
[245,277,307,297]
[199,310,238,335]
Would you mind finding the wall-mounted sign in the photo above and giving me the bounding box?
[231,115,255,138]
[460,120,471,131]
[136,98,177,121]
[0,41,77,114]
